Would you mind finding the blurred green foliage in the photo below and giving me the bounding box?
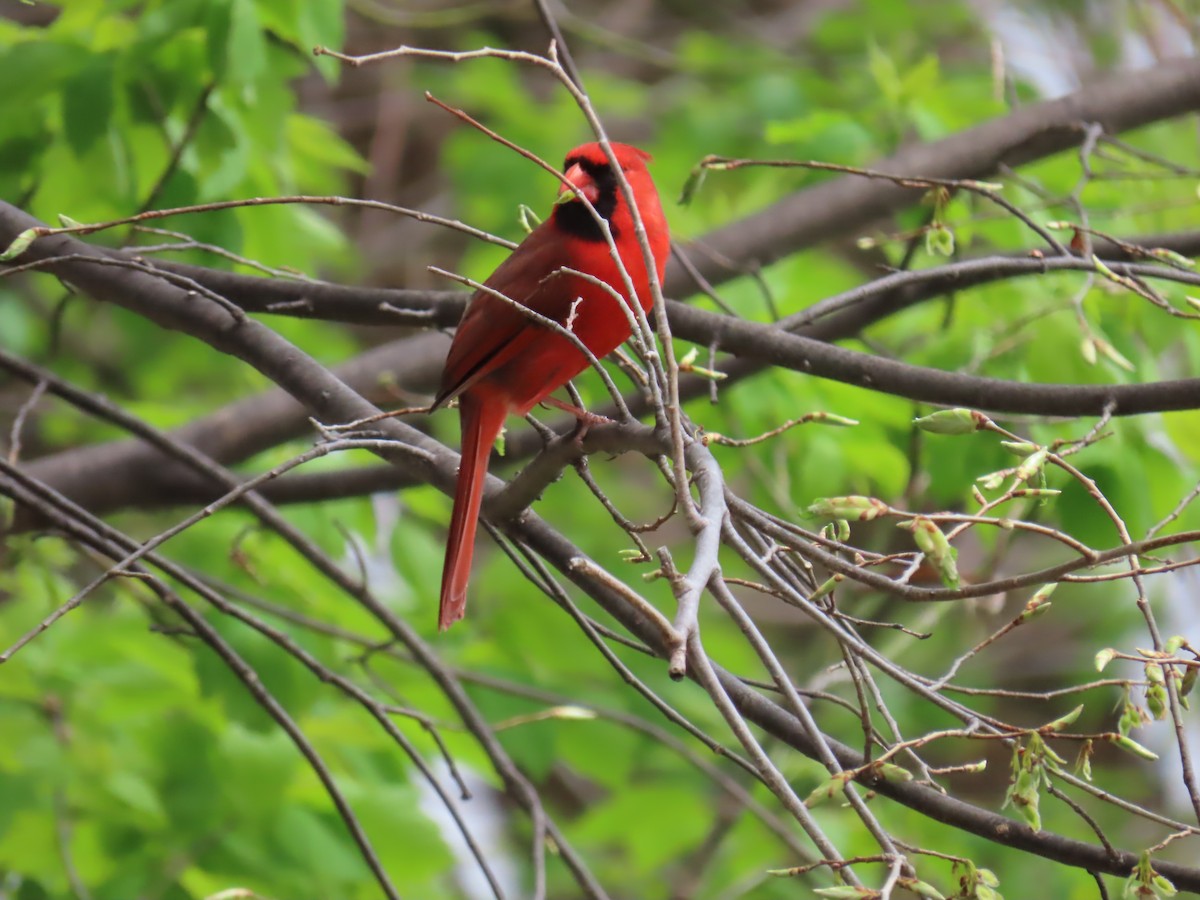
[3,1,1200,899]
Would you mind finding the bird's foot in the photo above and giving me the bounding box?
[539,396,614,443]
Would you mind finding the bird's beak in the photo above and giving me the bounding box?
[556,163,599,206]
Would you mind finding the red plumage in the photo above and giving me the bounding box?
[432,142,670,629]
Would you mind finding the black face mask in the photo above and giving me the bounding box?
[553,156,619,242]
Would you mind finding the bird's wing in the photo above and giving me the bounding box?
[434,223,577,408]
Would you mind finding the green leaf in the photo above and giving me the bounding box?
[1008,782,1041,831]
[1040,704,1083,733]
[1182,666,1197,698]
[518,203,541,232]
[0,227,39,261]
[875,762,914,783]
[62,53,115,154]
[1118,696,1148,736]
[913,407,985,435]
[925,223,955,256]
[286,114,369,175]
[204,0,234,77]
[867,40,902,105]
[1112,734,1159,761]
[1147,683,1168,720]
[807,495,889,521]
[0,40,83,119]
[226,0,267,85]
[677,164,707,206]
[900,516,959,588]
[1001,440,1038,456]
[899,877,946,900]
[764,109,873,162]
[575,784,710,873]
[1018,585,1055,622]
[216,724,297,821]
[1075,740,1094,781]
[103,770,167,826]
[1152,875,1179,897]
[1126,850,1177,898]
[1014,447,1050,483]
[273,804,365,883]
[804,773,850,808]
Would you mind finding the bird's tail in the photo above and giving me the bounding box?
[439,392,507,630]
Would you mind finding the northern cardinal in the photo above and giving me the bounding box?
[432,142,670,630]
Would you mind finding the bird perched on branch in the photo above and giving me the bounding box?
[432,141,670,630]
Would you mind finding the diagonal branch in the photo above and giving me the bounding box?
[667,55,1200,289]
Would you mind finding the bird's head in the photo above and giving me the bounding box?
[553,142,656,241]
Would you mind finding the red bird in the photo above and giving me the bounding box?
[432,142,670,630]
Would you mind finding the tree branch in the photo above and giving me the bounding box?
[667,55,1200,289]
